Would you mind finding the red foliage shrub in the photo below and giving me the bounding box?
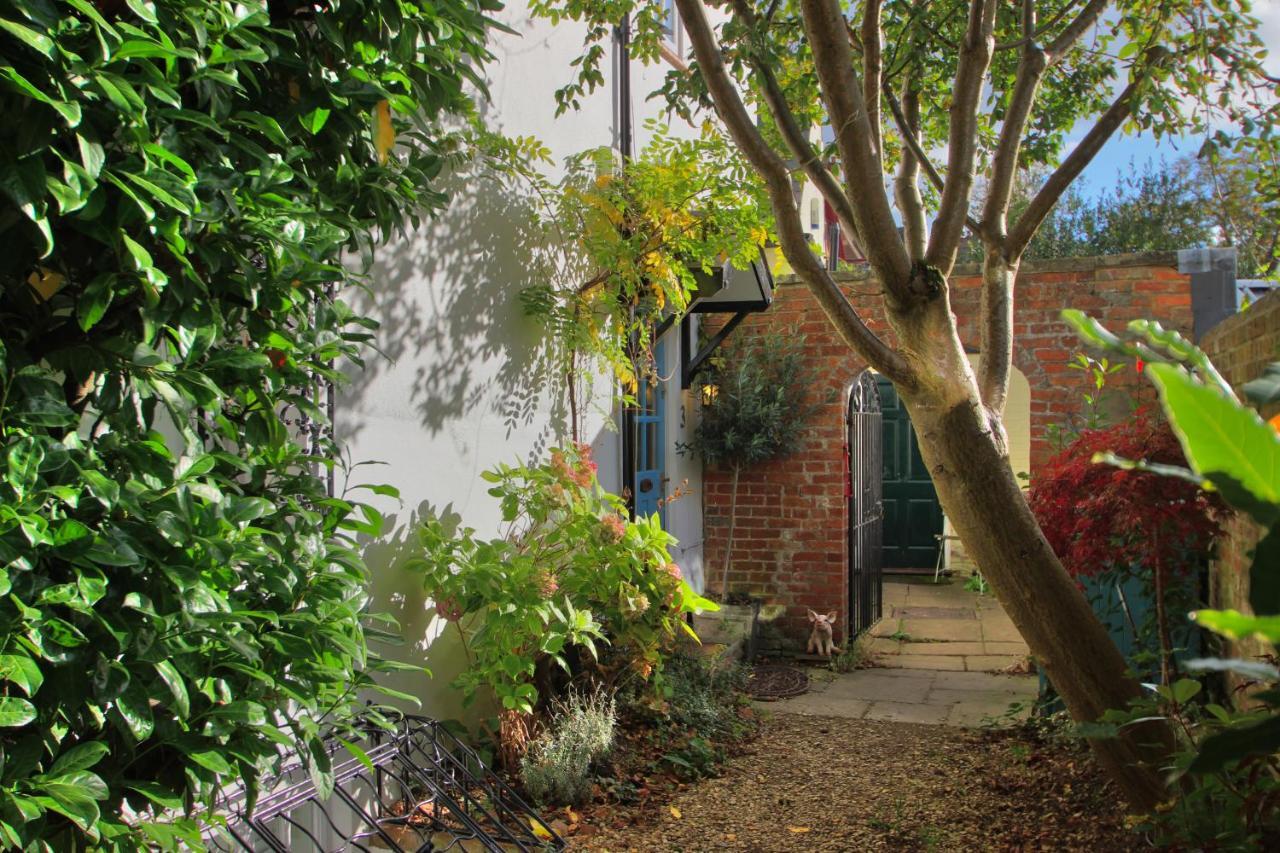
[1028,408,1224,581]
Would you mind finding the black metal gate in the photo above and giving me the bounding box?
[847,371,884,638]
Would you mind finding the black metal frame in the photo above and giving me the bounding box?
[847,371,884,639]
[206,714,564,852]
[673,251,774,389]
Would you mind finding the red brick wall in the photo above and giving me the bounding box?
[703,252,1195,643]
[1200,289,1280,693]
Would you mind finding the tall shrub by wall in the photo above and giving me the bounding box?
[0,0,492,846]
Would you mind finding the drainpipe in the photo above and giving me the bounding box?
[617,15,638,517]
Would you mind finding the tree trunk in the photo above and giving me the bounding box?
[896,299,1174,811]
[721,463,741,600]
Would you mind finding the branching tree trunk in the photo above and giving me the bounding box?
[535,0,1273,812]
[671,0,1184,810]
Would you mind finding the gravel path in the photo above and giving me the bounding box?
[571,713,1131,852]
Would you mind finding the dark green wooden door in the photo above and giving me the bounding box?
[877,377,943,569]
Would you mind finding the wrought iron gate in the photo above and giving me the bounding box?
[847,371,884,638]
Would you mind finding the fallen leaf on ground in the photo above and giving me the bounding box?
[788,826,811,833]
[669,806,681,819]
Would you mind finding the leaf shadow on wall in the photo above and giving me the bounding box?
[340,129,583,463]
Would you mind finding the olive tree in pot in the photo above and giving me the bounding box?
[682,331,819,606]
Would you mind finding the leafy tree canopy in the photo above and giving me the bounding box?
[963,152,1280,276]
[534,0,1275,295]
[0,0,495,846]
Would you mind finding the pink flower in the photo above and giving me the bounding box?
[662,561,682,581]
[601,513,627,542]
[535,571,559,597]
[550,448,575,481]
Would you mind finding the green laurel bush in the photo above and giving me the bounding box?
[0,0,495,846]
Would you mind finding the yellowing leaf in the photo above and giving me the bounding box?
[27,267,65,302]
[788,826,811,833]
[529,818,552,841]
[373,100,395,164]
[669,805,681,819]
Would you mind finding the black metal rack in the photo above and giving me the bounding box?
[206,714,564,852]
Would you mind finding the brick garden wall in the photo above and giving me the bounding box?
[1200,289,1280,691]
[703,252,1195,644]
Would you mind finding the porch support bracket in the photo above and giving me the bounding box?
[680,310,750,389]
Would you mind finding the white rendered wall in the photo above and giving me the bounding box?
[337,4,708,722]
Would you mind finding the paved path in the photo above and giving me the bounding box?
[763,579,1038,725]
[866,578,1031,672]
[761,665,1037,726]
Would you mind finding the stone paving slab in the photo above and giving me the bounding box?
[892,655,968,671]
[865,700,951,724]
[759,666,1038,727]
[759,581,1039,727]
[897,640,986,656]
[900,618,983,641]
[984,640,1030,655]
[965,654,1025,672]
[981,622,1026,643]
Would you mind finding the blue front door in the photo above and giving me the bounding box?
[634,343,666,522]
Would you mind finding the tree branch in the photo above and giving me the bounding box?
[861,0,884,170]
[673,0,915,387]
[978,249,1016,414]
[1006,79,1139,258]
[884,87,983,235]
[925,0,996,275]
[757,63,868,259]
[995,0,1080,51]
[980,0,1047,245]
[1045,0,1109,59]
[894,80,927,261]
[799,0,913,297]
[978,0,1110,407]
[729,0,865,256]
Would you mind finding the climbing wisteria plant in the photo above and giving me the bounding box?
[0,0,494,847]
[475,122,771,434]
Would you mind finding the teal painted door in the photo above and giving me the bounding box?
[877,377,942,568]
[634,343,666,523]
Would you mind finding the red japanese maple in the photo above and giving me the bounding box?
[1028,409,1224,581]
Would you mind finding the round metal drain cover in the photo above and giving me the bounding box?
[747,664,809,701]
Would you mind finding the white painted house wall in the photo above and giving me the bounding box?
[337,3,709,722]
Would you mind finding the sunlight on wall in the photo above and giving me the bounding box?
[943,357,1031,568]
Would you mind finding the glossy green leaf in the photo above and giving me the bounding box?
[0,18,55,58]
[153,660,189,718]
[1146,363,1280,523]
[50,742,110,775]
[0,697,37,727]
[1192,609,1280,642]
[0,654,43,696]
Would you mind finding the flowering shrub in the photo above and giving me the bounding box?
[408,444,715,719]
[1029,409,1223,583]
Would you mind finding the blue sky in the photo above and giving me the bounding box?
[1076,132,1194,199]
